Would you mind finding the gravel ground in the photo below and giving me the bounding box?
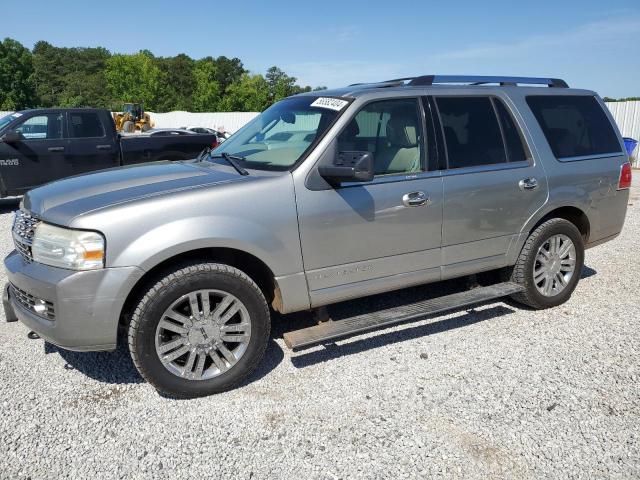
[0,181,639,480]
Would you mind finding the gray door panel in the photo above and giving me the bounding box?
[296,175,444,293]
[441,163,548,270]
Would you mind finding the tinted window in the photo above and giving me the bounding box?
[15,114,63,140]
[527,96,621,159]
[494,100,528,162]
[69,112,105,138]
[338,98,424,175]
[436,97,506,169]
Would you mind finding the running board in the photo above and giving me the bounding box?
[283,282,524,350]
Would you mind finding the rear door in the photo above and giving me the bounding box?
[0,112,69,194]
[433,95,548,278]
[66,111,119,174]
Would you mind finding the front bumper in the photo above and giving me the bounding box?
[4,251,145,351]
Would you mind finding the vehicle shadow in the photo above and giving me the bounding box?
[0,197,20,214]
[44,341,145,385]
[581,265,597,279]
[44,335,285,390]
[288,304,515,369]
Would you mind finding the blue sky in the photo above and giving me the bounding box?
[3,0,639,97]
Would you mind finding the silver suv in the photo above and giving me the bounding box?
[4,75,632,397]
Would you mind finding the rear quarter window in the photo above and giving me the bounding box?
[526,95,621,160]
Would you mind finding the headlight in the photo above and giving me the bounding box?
[32,223,105,270]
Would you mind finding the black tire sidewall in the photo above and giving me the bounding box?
[133,267,269,397]
[521,220,584,308]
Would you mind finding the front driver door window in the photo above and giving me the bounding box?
[337,98,424,175]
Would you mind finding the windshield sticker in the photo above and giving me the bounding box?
[310,97,349,111]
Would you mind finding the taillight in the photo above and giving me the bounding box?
[618,162,632,190]
[211,139,219,149]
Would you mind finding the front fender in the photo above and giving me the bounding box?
[110,214,299,275]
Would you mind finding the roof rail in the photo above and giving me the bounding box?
[381,75,569,88]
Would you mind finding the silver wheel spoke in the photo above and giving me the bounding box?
[219,303,240,325]
[193,353,206,379]
[557,241,572,259]
[211,296,234,320]
[538,248,551,261]
[165,311,191,326]
[217,344,236,364]
[543,278,553,296]
[158,337,187,354]
[159,319,187,335]
[201,292,211,317]
[182,349,197,376]
[209,350,228,372]
[221,333,249,343]
[221,322,250,333]
[162,344,190,363]
[188,292,200,318]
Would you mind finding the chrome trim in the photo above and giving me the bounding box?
[12,210,40,262]
[557,152,623,162]
[440,161,530,177]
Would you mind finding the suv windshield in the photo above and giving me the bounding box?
[209,96,347,171]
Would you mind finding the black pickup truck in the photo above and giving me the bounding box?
[0,108,218,197]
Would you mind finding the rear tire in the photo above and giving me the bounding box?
[128,263,270,398]
[509,218,584,309]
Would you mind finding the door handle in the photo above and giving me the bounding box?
[519,177,538,190]
[402,191,429,207]
[96,144,112,150]
[47,147,65,152]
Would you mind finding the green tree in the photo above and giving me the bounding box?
[32,41,112,108]
[214,56,246,94]
[218,73,269,111]
[0,38,36,110]
[105,51,162,110]
[155,53,195,111]
[192,57,221,112]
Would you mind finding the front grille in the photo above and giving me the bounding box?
[9,284,56,320]
[12,210,40,262]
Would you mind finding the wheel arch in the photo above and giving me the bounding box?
[119,247,277,327]
[507,205,591,266]
[531,205,591,242]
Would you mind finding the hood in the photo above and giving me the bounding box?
[23,161,248,225]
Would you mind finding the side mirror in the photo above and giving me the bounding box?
[0,131,23,143]
[318,151,375,186]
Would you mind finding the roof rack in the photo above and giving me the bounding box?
[370,75,569,88]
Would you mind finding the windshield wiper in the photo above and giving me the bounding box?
[210,152,250,176]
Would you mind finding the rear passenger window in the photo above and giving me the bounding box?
[494,100,529,163]
[436,97,506,169]
[526,96,621,159]
[69,112,105,138]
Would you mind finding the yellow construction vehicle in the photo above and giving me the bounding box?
[112,103,154,133]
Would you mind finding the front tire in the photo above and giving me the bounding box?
[128,263,270,398]
[509,218,584,309]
